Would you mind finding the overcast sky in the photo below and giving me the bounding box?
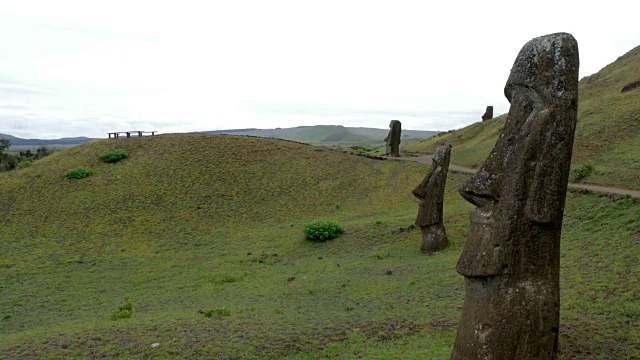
[1,1,638,139]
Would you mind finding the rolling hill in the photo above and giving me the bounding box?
[201,125,438,147]
[404,45,640,191]
[0,134,638,358]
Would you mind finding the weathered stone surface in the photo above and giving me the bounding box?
[384,120,401,157]
[451,33,579,360]
[481,106,494,121]
[412,145,450,254]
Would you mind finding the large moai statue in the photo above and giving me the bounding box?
[412,144,451,254]
[384,120,401,157]
[451,33,579,359]
[481,106,494,121]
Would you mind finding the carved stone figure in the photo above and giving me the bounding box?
[451,33,579,359]
[412,144,451,254]
[384,120,401,157]
[481,106,494,121]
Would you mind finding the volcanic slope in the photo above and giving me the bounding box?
[0,134,638,359]
[405,44,640,191]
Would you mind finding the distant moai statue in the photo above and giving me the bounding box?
[412,144,451,254]
[451,33,579,359]
[384,120,401,157]
[481,106,494,121]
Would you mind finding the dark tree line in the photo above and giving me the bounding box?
[0,139,52,172]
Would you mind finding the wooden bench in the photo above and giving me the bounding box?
[108,131,157,139]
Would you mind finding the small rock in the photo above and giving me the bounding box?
[151,343,160,348]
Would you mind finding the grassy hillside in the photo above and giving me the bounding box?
[405,45,640,191]
[0,135,638,359]
[204,125,437,147]
[297,125,371,143]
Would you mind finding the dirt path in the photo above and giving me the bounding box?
[383,155,640,199]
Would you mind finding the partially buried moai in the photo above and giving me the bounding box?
[412,144,451,254]
[384,120,401,157]
[451,33,579,359]
[481,106,493,121]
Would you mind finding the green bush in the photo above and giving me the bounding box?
[100,149,129,163]
[202,308,231,318]
[304,219,345,242]
[65,167,94,179]
[350,145,377,153]
[211,273,246,285]
[110,298,134,320]
[571,162,595,182]
[17,161,32,169]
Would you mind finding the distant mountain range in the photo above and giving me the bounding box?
[0,133,100,146]
[1,125,438,148]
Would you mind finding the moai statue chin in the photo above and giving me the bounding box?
[412,144,451,254]
[451,33,579,360]
[384,120,401,157]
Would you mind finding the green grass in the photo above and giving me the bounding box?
[405,45,640,190]
[0,135,638,358]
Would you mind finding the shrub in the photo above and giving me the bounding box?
[66,167,94,179]
[571,162,595,182]
[215,307,231,317]
[211,273,246,285]
[202,308,231,317]
[17,161,32,169]
[100,149,129,163]
[110,298,134,320]
[350,145,377,153]
[304,219,345,242]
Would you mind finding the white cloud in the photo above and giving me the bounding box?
[0,0,638,138]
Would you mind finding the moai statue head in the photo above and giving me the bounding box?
[412,144,451,254]
[481,106,494,121]
[384,120,402,157]
[451,33,579,359]
[413,144,451,226]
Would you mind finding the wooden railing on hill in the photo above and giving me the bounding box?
[108,131,157,139]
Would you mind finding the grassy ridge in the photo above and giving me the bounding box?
[0,135,414,266]
[405,45,640,190]
[205,125,438,147]
[298,125,370,143]
[0,135,638,358]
